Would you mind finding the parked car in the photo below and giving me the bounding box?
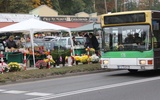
[0,42,5,52]
[43,40,56,51]
[34,38,45,46]
[43,36,60,41]
[22,42,39,48]
[56,37,85,49]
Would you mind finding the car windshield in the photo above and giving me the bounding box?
[102,25,151,51]
[23,42,38,48]
[75,37,85,45]
[57,39,67,47]
[0,43,4,51]
[44,42,52,50]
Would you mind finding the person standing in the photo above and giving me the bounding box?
[84,33,93,48]
[89,33,99,55]
[6,35,17,49]
[72,36,78,45]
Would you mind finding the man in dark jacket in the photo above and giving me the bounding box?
[89,33,99,55]
[84,33,93,48]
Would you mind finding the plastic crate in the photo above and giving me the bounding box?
[74,49,85,56]
[7,52,23,63]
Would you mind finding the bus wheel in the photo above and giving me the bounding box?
[128,69,138,73]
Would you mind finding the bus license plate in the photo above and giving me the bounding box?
[118,65,130,69]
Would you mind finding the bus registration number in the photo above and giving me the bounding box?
[117,65,130,69]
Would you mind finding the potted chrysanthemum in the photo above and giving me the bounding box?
[80,54,91,64]
[35,60,47,69]
[8,62,21,72]
[90,54,99,63]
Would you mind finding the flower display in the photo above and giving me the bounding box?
[35,60,47,69]
[80,54,91,64]
[8,62,21,72]
[90,54,99,63]
[44,58,55,64]
[0,63,8,73]
[85,48,95,55]
[73,56,81,62]
[65,56,68,62]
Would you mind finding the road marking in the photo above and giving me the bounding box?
[2,90,27,94]
[28,76,160,100]
[0,89,5,92]
[25,92,52,96]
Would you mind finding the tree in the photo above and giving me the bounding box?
[50,0,64,14]
[32,0,41,8]
[82,0,95,13]
[95,0,106,14]
[0,0,10,13]
[0,0,33,13]
[32,0,52,8]
[125,0,137,11]
[58,0,85,15]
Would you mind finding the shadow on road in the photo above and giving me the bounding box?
[109,70,160,78]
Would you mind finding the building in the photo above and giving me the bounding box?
[0,5,99,28]
[29,5,98,28]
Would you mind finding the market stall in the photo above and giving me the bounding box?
[0,18,73,68]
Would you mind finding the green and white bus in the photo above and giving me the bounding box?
[100,10,160,72]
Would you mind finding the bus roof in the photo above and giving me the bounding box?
[101,10,160,17]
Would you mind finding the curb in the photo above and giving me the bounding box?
[0,69,112,85]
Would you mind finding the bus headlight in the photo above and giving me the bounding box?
[139,60,146,65]
[103,60,109,64]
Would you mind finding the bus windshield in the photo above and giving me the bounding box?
[102,25,151,51]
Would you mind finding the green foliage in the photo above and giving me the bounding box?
[0,0,160,15]
[51,49,70,60]
[0,0,33,13]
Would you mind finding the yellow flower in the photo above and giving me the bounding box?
[73,56,81,62]
[65,56,68,60]
[80,55,89,63]
[8,62,21,71]
[90,48,95,52]
[43,58,55,64]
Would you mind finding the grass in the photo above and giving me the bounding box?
[0,63,106,84]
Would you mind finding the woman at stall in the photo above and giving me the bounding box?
[6,35,17,49]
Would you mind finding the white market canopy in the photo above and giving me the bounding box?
[0,18,70,33]
[0,18,73,67]
[70,22,101,32]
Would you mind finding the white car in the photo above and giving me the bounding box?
[56,37,85,49]
[43,36,60,41]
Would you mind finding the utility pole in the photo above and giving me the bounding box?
[104,0,107,13]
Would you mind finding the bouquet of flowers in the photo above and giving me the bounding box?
[85,48,95,55]
[90,54,99,63]
[44,55,56,65]
[8,62,21,72]
[73,56,81,62]
[35,60,47,69]
[0,63,8,73]
[80,54,91,64]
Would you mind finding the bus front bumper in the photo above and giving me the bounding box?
[101,65,154,70]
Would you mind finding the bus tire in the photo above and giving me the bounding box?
[128,69,138,73]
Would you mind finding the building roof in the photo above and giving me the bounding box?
[29,5,58,14]
[0,22,89,28]
[51,22,89,28]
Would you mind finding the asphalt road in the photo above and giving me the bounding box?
[1,70,160,100]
